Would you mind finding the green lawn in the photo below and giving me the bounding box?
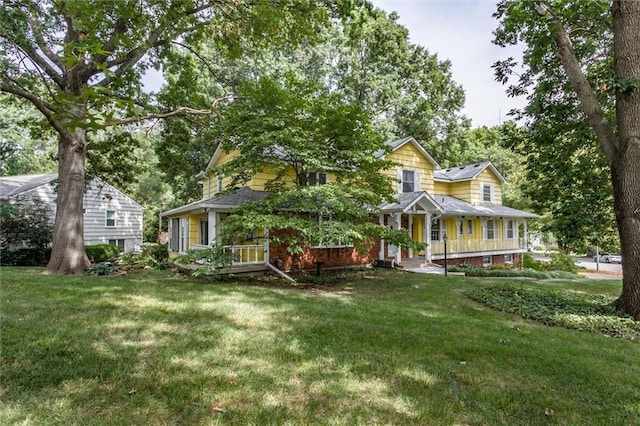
[1,267,638,425]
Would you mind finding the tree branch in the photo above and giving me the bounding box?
[102,95,235,127]
[0,80,66,136]
[537,2,619,164]
[26,14,66,72]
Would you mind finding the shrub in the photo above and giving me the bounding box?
[85,244,121,263]
[85,261,121,276]
[142,243,168,264]
[548,252,578,274]
[119,243,169,269]
[522,253,545,271]
[0,247,51,266]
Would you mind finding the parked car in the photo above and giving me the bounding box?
[608,253,622,264]
[593,253,610,263]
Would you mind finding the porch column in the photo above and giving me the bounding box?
[408,214,414,259]
[523,219,528,250]
[425,213,432,262]
[264,228,270,264]
[378,213,385,260]
[395,212,402,265]
[207,210,216,245]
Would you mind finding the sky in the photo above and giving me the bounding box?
[371,0,527,127]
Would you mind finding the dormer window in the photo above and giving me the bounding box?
[402,169,416,192]
[482,184,493,203]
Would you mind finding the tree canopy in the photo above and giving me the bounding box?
[0,0,351,274]
[493,0,640,318]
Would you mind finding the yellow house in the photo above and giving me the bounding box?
[163,136,537,270]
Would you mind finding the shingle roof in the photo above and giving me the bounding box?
[433,161,505,183]
[379,191,444,213]
[162,187,269,216]
[0,173,58,199]
[434,195,538,218]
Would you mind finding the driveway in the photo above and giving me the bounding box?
[574,256,622,275]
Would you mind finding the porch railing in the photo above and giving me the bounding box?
[190,243,266,265]
[430,238,527,256]
[222,244,265,264]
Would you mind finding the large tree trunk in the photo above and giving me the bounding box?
[612,0,640,319]
[45,123,90,274]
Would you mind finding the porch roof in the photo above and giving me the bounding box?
[379,191,445,214]
[435,195,539,218]
[162,187,268,216]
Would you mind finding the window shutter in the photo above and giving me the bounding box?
[415,170,421,192]
[397,168,403,193]
[482,219,487,240]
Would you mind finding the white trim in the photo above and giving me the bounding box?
[105,210,116,227]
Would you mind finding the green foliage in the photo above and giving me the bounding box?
[522,252,544,271]
[449,265,579,279]
[0,195,53,250]
[493,0,619,252]
[84,261,121,276]
[174,244,235,277]
[120,243,169,269]
[0,247,51,266]
[466,286,639,339]
[548,251,579,274]
[85,244,121,263]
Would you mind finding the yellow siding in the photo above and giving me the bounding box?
[434,181,449,195]
[382,142,435,193]
[472,169,503,205]
[449,181,473,202]
[188,213,208,246]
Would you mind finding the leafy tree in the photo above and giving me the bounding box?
[493,0,640,318]
[0,94,56,175]
[211,74,422,254]
[1,0,347,274]
[156,3,469,204]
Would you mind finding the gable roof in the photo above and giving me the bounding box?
[162,186,269,216]
[0,173,143,209]
[0,173,58,199]
[379,191,445,214]
[434,161,506,184]
[374,136,440,169]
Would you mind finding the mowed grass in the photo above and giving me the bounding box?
[1,267,638,425]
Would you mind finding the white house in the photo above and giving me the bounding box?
[0,173,144,251]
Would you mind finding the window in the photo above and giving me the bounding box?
[505,254,514,264]
[402,169,415,192]
[483,255,492,266]
[467,219,473,235]
[199,219,209,245]
[105,210,116,227]
[482,184,492,202]
[431,218,441,241]
[486,219,496,240]
[506,219,515,239]
[108,239,125,251]
[307,172,328,186]
[458,219,464,236]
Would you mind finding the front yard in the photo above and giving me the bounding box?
[1,267,638,425]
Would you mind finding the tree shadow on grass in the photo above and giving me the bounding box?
[2,269,639,424]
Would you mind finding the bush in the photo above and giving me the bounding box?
[85,244,121,263]
[456,266,580,279]
[0,247,51,266]
[548,252,579,274]
[522,253,545,271]
[119,243,169,269]
[142,243,168,264]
